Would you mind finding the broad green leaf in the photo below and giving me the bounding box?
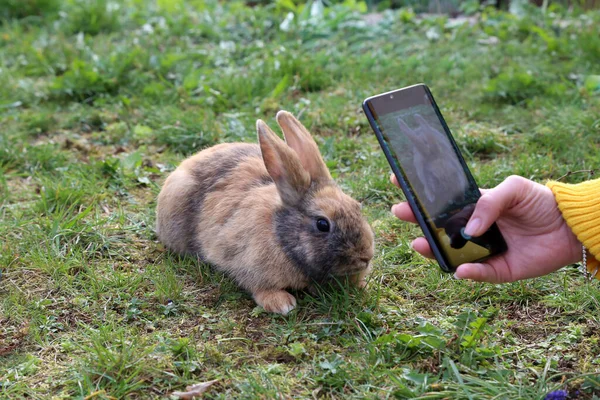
[271,74,291,98]
[276,0,297,12]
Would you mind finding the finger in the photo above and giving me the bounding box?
[463,175,532,237]
[390,173,400,187]
[411,237,434,259]
[454,262,504,283]
[391,202,417,224]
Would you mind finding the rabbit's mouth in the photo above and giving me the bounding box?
[329,257,370,277]
[358,257,371,270]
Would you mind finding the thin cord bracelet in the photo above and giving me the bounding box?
[586,245,600,281]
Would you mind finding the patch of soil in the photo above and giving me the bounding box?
[0,319,29,356]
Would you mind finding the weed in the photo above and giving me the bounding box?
[0,0,60,20]
[72,325,154,397]
[60,0,123,36]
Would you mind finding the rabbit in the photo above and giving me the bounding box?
[396,113,468,218]
[156,111,374,315]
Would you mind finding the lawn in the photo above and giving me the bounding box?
[1,0,600,398]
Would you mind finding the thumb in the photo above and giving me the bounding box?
[454,262,508,283]
[463,175,532,237]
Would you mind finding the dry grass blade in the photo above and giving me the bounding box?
[171,379,219,399]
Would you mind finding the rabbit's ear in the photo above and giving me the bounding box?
[414,114,431,129]
[397,117,420,142]
[397,116,415,135]
[398,116,428,147]
[276,111,332,182]
[414,114,447,143]
[257,119,311,204]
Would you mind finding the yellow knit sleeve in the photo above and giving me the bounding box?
[546,178,600,279]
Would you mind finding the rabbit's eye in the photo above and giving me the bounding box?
[316,218,330,232]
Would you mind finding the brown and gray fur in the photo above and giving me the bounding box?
[156,111,374,315]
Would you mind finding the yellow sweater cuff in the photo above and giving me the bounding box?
[546,178,600,278]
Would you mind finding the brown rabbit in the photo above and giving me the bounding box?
[156,111,374,315]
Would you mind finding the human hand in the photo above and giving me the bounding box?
[390,174,582,283]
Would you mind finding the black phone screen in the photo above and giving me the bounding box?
[363,84,506,271]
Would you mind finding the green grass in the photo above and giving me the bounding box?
[1,0,600,398]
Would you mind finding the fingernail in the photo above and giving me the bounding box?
[391,204,398,214]
[453,273,461,279]
[460,227,472,240]
[464,218,481,236]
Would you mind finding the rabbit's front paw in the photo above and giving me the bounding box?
[254,290,297,315]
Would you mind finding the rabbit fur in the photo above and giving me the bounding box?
[156,111,374,315]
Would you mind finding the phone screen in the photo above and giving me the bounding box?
[363,84,507,271]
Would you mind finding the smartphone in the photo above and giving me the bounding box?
[362,83,507,273]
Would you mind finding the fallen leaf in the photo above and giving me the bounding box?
[172,379,219,399]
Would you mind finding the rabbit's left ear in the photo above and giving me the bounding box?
[257,119,311,205]
[276,111,332,183]
[414,114,431,129]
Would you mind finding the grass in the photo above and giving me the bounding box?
[1,0,600,398]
